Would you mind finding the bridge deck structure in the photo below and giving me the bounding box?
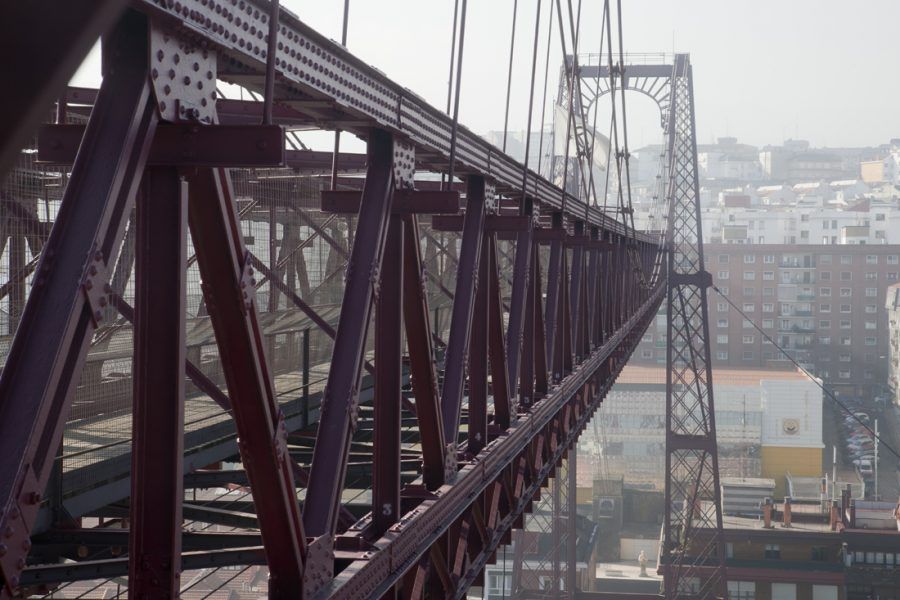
[0,2,675,598]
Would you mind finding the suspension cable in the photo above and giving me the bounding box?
[446,0,460,115]
[615,0,638,237]
[501,0,519,153]
[554,0,586,208]
[329,0,351,190]
[535,0,554,179]
[711,285,900,461]
[584,0,609,208]
[445,0,468,190]
[518,0,544,199]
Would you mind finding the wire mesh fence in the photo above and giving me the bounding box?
[0,133,466,505]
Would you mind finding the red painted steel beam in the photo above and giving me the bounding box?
[186,167,306,596]
[128,167,187,597]
[304,129,394,540]
[321,189,459,214]
[519,247,536,409]
[37,120,362,172]
[505,217,534,404]
[486,235,511,429]
[430,215,531,232]
[0,14,157,597]
[466,238,489,456]
[402,215,447,490]
[440,176,486,445]
[372,216,404,537]
[38,123,285,168]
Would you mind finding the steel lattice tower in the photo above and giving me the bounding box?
[662,54,727,599]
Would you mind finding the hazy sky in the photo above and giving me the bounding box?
[73,1,900,150]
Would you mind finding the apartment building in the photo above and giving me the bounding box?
[887,283,900,406]
[592,366,822,492]
[687,498,900,600]
[636,245,900,397]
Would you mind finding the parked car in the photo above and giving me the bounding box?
[858,460,874,477]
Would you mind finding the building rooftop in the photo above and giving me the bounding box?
[721,477,776,488]
[615,365,813,387]
[723,513,834,533]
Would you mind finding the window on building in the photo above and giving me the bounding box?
[840,255,852,265]
[763,303,774,313]
[865,337,876,346]
[876,230,886,240]
[743,271,755,280]
[866,255,878,264]
[820,271,831,281]
[888,255,899,265]
[820,287,831,297]
[719,286,730,295]
[743,319,753,329]
[743,287,754,296]
[865,272,878,280]
[716,351,728,360]
[742,335,754,344]
[839,369,851,379]
[765,544,781,559]
[819,320,831,329]
[716,334,729,344]
[718,271,729,280]
[641,349,653,359]
[841,304,851,313]
[717,302,728,312]
[888,272,898,281]
[763,287,774,296]
[820,255,832,264]
[840,320,851,329]
[764,255,775,264]
[819,336,831,345]
[742,303,755,312]
[763,271,774,281]
[718,255,730,264]
[762,319,774,329]
[717,319,728,328]
[841,336,851,345]
[865,321,876,330]
[865,287,877,297]
[865,304,876,314]
[840,271,852,281]
[743,350,754,360]
[744,255,755,264]
[820,303,831,312]
[840,288,852,297]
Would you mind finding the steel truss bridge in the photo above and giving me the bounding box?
[0,1,724,598]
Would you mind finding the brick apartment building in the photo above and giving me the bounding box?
[635,244,900,398]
